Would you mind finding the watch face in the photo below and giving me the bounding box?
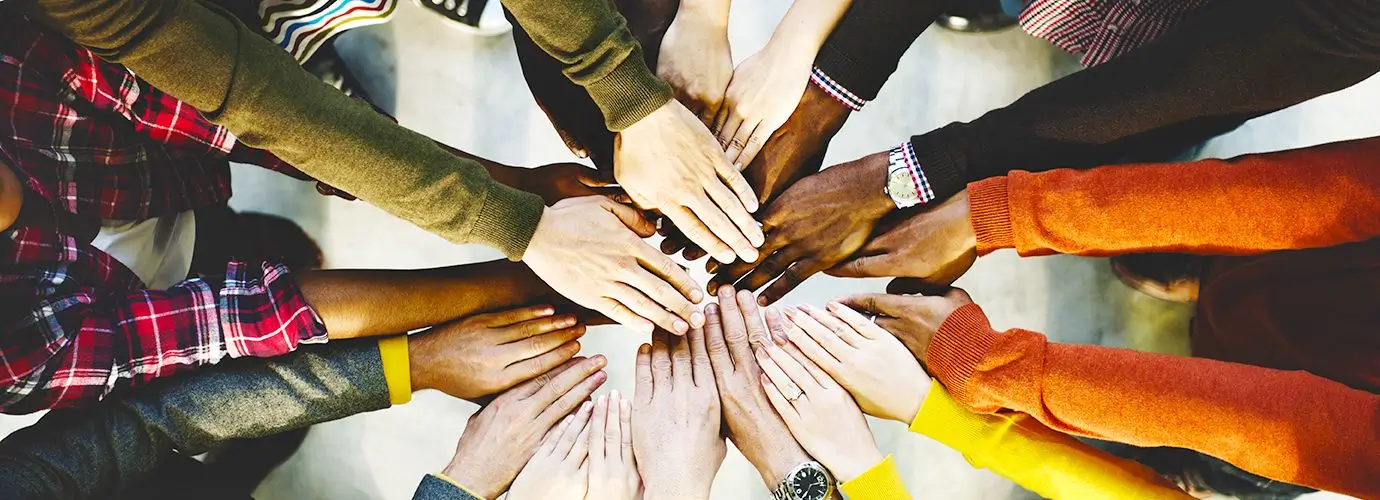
[887,168,921,204]
[791,467,831,500]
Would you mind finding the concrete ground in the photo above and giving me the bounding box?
[2,1,1370,498]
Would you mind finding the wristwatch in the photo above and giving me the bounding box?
[884,144,923,209]
[772,461,834,500]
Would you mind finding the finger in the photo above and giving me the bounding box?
[536,368,609,428]
[567,402,595,463]
[714,286,753,367]
[635,343,653,404]
[593,297,655,334]
[737,290,771,347]
[704,179,764,249]
[716,110,744,150]
[728,246,802,296]
[799,304,866,347]
[537,413,574,456]
[777,336,838,390]
[758,258,824,306]
[472,304,556,327]
[760,342,820,392]
[527,355,608,408]
[686,321,714,389]
[706,237,789,293]
[606,199,658,238]
[698,99,722,129]
[777,308,842,371]
[760,373,800,426]
[624,267,695,334]
[505,339,583,384]
[498,314,580,343]
[513,356,586,398]
[610,285,684,336]
[666,206,735,264]
[836,293,914,318]
[603,391,623,463]
[946,287,974,303]
[651,333,673,394]
[634,244,706,311]
[703,302,732,370]
[733,129,768,171]
[668,328,693,387]
[723,120,756,172]
[618,397,634,463]
[886,277,954,296]
[825,253,893,279]
[686,195,758,264]
[827,301,890,340]
[754,346,806,400]
[763,307,792,347]
[714,139,761,214]
[556,400,594,458]
[586,394,608,462]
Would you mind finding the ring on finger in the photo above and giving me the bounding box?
[783,384,804,402]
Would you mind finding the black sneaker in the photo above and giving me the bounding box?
[937,0,1018,33]
[414,0,512,36]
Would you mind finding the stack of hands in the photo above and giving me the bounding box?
[425,283,974,499]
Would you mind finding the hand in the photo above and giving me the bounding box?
[704,286,812,486]
[713,42,814,168]
[587,391,642,500]
[615,99,763,265]
[709,152,894,306]
[523,196,704,335]
[508,400,594,500]
[519,162,629,206]
[409,305,586,399]
[828,191,977,286]
[657,1,732,123]
[755,334,884,482]
[836,288,974,362]
[441,356,609,499]
[632,330,726,500]
[775,304,930,424]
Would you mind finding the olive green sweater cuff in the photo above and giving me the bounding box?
[586,51,674,131]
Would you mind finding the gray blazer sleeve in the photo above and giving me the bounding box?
[412,474,483,500]
[0,339,391,499]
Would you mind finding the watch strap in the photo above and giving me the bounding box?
[886,141,935,208]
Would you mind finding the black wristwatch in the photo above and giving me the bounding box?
[771,461,834,500]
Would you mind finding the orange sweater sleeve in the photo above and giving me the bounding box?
[966,137,1380,257]
[925,304,1380,498]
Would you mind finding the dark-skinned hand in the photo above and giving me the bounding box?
[408,305,588,400]
[827,190,977,288]
[708,151,894,306]
[659,83,852,264]
[516,163,630,206]
[835,288,973,363]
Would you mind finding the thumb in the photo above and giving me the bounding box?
[835,293,912,318]
[606,199,657,238]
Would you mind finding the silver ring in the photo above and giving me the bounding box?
[783,384,804,402]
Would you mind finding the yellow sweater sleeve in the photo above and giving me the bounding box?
[378,335,412,406]
[838,455,912,500]
[910,382,1192,500]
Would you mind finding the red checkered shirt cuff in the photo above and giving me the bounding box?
[810,67,867,112]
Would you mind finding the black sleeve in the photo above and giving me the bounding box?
[911,0,1380,203]
[813,0,957,101]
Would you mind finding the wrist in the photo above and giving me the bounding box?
[825,448,886,483]
[675,0,730,29]
[407,333,435,392]
[855,152,898,219]
[441,460,504,500]
[750,441,812,486]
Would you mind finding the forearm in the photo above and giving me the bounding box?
[300,260,553,339]
[926,305,1380,498]
[502,0,673,130]
[911,0,1380,203]
[910,384,1190,499]
[767,0,853,60]
[967,138,1380,257]
[26,0,544,258]
[0,340,389,499]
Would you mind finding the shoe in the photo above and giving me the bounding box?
[936,0,1018,33]
[413,0,512,36]
[1133,448,1314,500]
[301,43,372,102]
[1110,253,1206,304]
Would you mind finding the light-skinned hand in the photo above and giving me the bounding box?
[508,400,595,500]
[836,288,974,362]
[632,330,726,500]
[657,0,732,124]
[615,100,763,265]
[709,152,894,305]
[441,356,609,499]
[704,286,812,486]
[778,304,930,423]
[756,320,884,482]
[523,196,704,335]
[409,305,586,399]
[713,43,813,169]
[828,191,977,287]
[587,391,642,500]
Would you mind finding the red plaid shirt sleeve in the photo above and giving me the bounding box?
[0,229,327,414]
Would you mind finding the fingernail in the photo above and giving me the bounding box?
[592,370,608,383]
[827,302,845,312]
[705,303,719,315]
[560,316,577,328]
[717,252,737,264]
[610,389,620,400]
[592,354,607,366]
[581,401,593,412]
[690,289,705,303]
[638,344,650,354]
[598,394,607,405]
[540,306,555,316]
[643,321,656,334]
[621,399,631,411]
[758,296,769,306]
[691,311,705,327]
[741,248,760,263]
[674,319,689,334]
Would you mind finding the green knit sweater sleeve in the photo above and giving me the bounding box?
[25,0,544,259]
[503,0,674,131]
